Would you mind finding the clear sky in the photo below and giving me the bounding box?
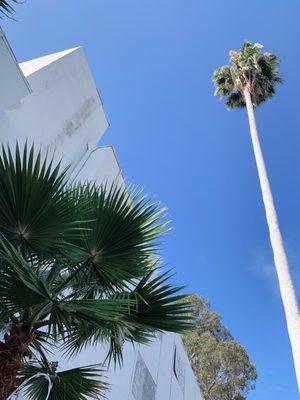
[2,1,300,398]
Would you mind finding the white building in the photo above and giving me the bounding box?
[0,28,203,400]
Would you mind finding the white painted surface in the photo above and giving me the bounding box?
[54,334,202,400]
[19,47,80,78]
[0,30,203,400]
[71,145,124,188]
[0,43,108,171]
[0,28,31,110]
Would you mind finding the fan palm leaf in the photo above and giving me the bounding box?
[67,184,166,294]
[62,270,192,365]
[0,239,51,313]
[0,0,19,17]
[0,143,193,398]
[0,143,80,258]
[20,362,107,400]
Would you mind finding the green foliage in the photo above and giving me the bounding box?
[0,0,20,18]
[182,295,257,400]
[213,41,281,109]
[20,361,107,400]
[0,143,76,257]
[0,143,193,399]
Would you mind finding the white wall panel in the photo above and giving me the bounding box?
[0,29,31,110]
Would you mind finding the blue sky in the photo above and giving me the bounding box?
[3,0,300,398]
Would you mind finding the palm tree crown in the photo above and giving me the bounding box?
[213,41,282,109]
[0,143,193,399]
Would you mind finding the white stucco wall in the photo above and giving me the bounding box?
[0,29,203,400]
[57,333,202,400]
[0,28,31,110]
[0,42,108,172]
[70,145,124,188]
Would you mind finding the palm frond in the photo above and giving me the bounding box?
[213,65,235,98]
[226,92,246,109]
[0,240,51,313]
[126,269,193,333]
[67,184,167,294]
[0,143,79,258]
[47,298,133,339]
[0,0,19,18]
[62,319,127,366]
[62,269,193,365]
[20,361,107,400]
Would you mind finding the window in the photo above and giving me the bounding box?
[132,352,156,400]
[173,346,185,393]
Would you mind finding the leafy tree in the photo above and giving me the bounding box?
[213,41,300,391]
[0,143,192,399]
[182,295,257,400]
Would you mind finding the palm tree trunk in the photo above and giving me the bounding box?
[0,325,34,399]
[244,88,300,392]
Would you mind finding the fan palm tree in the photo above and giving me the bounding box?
[0,143,192,399]
[213,41,300,391]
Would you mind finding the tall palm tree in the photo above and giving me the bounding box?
[0,143,192,399]
[213,41,300,391]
